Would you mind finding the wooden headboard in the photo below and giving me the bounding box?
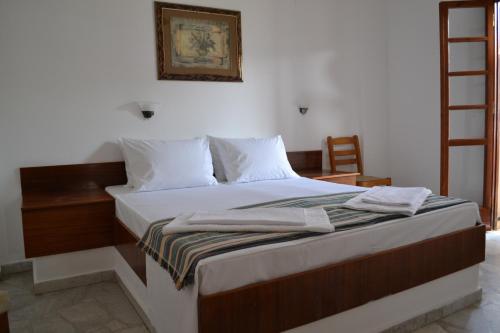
[20,151,322,193]
[286,150,322,171]
[20,162,128,194]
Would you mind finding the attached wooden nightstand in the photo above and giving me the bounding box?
[21,190,115,258]
[19,162,149,285]
[298,170,360,186]
[20,162,126,258]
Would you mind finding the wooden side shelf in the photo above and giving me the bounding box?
[298,170,359,186]
[21,189,115,258]
[288,150,359,186]
[22,189,114,211]
[20,162,127,258]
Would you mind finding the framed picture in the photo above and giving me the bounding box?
[155,2,243,82]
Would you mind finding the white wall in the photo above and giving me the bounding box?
[386,0,441,193]
[0,0,391,264]
[386,0,486,203]
[275,0,390,176]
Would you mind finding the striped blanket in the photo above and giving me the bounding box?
[138,192,470,290]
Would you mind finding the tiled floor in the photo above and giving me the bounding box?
[0,272,148,333]
[1,232,500,333]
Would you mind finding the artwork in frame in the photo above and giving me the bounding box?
[155,2,243,82]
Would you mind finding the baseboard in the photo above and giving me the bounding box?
[381,289,482,333]
[114,272,156,333]
[0,260,32,279]
[33,270,115,294]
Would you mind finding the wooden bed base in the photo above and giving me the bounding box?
[198,224,485,333]
[19,159,486,333]
[114,218,147,285]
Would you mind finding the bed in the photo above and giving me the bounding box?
[106,177,482,333]
[19,149,485,333]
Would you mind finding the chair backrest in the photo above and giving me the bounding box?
[326,135,363,174]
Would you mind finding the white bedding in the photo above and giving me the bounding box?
[106,178,480,296]
[106,178,361,237]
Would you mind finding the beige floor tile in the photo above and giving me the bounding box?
[3,271,146,333]
[413,323,448,333]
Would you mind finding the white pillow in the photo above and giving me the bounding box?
[119,137,217,192]
[209,136,254,182]
[210,135,299,183]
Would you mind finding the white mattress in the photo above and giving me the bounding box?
[106,178,480,295]
[106,178,362,237]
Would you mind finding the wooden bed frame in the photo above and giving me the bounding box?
[198,224,485,333]
[19,151,486,333]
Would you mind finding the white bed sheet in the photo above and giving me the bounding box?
[106,178,480,296]
[107,178,362,237]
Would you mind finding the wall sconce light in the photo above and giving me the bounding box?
[299,106,309,115]
[137,102,160,119]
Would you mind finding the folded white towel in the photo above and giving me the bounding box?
[162,208,334,234]
[342,187,431,216]
[186,208,309,226]
[361,186,432,207]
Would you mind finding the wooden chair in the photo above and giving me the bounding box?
[326,135,391,187]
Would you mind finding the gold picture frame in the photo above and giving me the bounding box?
[155,2,243,82]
